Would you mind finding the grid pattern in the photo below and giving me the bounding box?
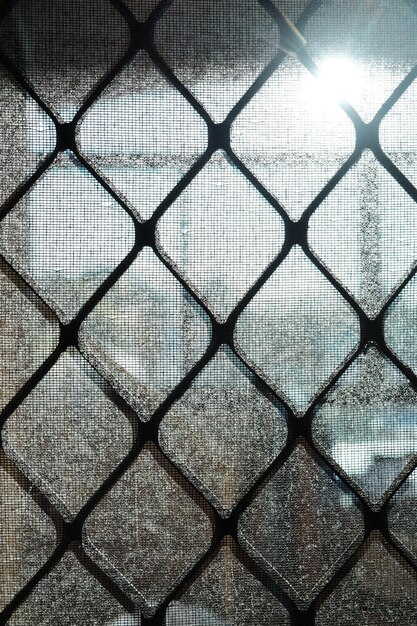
[0,0,417,624]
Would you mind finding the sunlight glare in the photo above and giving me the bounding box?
[306,57,362,107]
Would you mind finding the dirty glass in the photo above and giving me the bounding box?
[0,1,417,625]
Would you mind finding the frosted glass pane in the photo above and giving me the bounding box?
[157,151,285,321]
[165,537,290,626]
[159,346,287,517]
[79,247,211,420]
[309,152,417,318]
[234,246,360,415]
[0,456,56,610]
[83,444,213,616]
[312,345,417,509]
[8,551,137,626]
[0,153,135,323]
[77,52,207,221]
[0,0,130,121]
[316,532,417,626]
[239,441,364,609]
[154,0,280,122]
[3,348,133,521]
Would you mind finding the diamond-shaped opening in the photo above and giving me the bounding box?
[238,440,364,609]
[165,536,290,626]
[0,152,135,323]
[312,344,417,510]
[309,151,417,318]
[83,443,213,617]
[159,345,287,517]
[76,51,208,222]
[0,0,131,121]
[316,531,417,625]
[234,246,360,415]
[156,150,285,322]
[3,348,134,522]
[79,246,211,421]
[154,0,281,122]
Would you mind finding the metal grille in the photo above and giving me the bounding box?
[1,0,417,624]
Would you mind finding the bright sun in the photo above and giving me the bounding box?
[315,57,362,103]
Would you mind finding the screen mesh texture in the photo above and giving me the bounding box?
[0,1,417,625]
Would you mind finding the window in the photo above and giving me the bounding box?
[1,1,417,625]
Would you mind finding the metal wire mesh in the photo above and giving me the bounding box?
[1,0,417,624]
